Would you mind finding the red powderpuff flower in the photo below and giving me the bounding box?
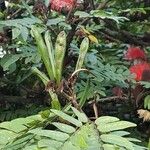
[129,63,150,81]
[124,47,146,61]
[50,0,76,13]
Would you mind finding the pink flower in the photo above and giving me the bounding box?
[50,0,75,12]
[124,47,146,61]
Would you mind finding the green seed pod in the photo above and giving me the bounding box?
[31,26,54,80]
[75,37,89,71]
[44,31,56,79]
[55,31,66,85]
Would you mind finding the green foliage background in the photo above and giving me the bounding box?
[0,0,150,149]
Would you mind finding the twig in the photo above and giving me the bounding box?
[90,0,95,10]
[98,28,150,46]
[88,96,128,104]
[97,0,110,9]
[61,91,73,101]
[93,100,98,119]
[70,69,88,79]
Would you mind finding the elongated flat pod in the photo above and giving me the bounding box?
[75,37,89,71]
[55,31,66,85]
[45,31,56,79]
[31,26,54,80]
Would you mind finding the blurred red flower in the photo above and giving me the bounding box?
[112,86,123,97]
[130,63,150,81]
[124,47,146,61]
[50,0,75,12]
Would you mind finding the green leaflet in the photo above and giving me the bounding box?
[52,122,76,134]
[51,109,82,127]
[101,134,134,150]
[71,107,88,123]
[0,54,21,71]
[102,144,117,150]
[95,116,119,125]
[38,139,62,149]
[110,131,130,136]
[29,128,69,142]
[97,121,136,133]
[144,95,150,109]
[0,130,18,145]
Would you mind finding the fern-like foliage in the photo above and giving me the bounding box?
[0,17,42,41]
[140,81,150,89]
[76,58,130,102]
[0,107,146,150]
